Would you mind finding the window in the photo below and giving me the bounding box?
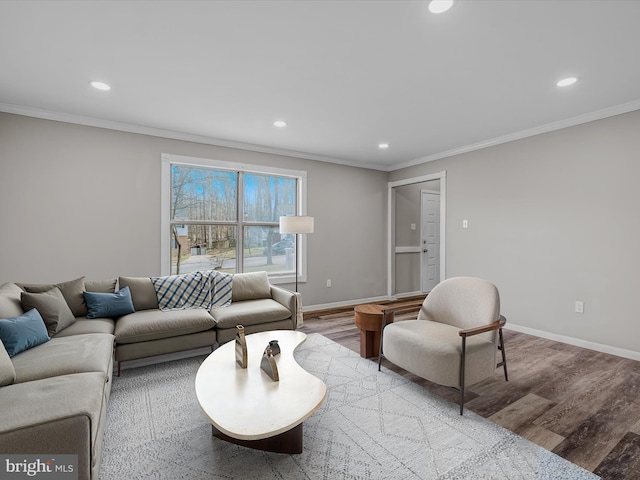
[161,154,307,284]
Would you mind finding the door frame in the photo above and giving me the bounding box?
[387,171,446,298]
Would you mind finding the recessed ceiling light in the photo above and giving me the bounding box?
[557,77,578,87]
[428,0,454,14]
[273,120,287,128]
[90,81,111,91]
[378,143,389,149]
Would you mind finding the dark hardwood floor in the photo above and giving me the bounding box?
[299,304,640,479]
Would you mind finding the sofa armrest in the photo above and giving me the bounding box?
[0,373,108,480]
[270,286,297,318]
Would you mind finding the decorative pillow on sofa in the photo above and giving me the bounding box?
[85,279,117,294]
[83,286,135,319]
[19,276,87,317]
[231,271,271,302]
[21,288,77,336]
[0,339,16,386]
[0,309,50,357]
[0,283,25,319]
[118,277,159,311]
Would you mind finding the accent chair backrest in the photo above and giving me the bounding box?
[417,277,500,333]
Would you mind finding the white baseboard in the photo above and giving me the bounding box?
[303,296,389,313]
[303,292,424,313]
[505,323,640,362]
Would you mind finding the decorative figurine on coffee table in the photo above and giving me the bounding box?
[268,339,280,356]
[235,325,247,368]
[261,346,279,381]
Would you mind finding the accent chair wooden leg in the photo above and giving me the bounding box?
[498,328,508,381]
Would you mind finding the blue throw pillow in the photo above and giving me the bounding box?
[83,286,136,319]
[0,309,50,357]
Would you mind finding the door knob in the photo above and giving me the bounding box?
[423,249,428,253]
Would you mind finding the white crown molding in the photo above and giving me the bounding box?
[3,99,639,174]
[0,102,389,172]
[391,99,640,172]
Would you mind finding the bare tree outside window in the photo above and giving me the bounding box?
[170,165,297,276]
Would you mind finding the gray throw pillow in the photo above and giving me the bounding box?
[0,283,25,319]
[20,288,76,336]
[0,340,16,387]
[231,271,271,302]
[20,277,87,317]
[85,279,117,294]
[118,277,159,311]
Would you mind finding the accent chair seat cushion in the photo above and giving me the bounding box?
[114,309,215,344]
[383,319,496,387]
[210,298,292,329]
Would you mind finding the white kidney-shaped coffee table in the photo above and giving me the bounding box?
[195,330,326,453]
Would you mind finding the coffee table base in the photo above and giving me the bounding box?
[212,423,303,454]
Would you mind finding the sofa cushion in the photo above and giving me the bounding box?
[84,287,135,319]
[118,276,159,311]
[53,318,116,337]
[11,333,114,383]
[85,279,117,293]
[0,309,50,357]
[21,277,86,317]
[115,309,215,344]
[0,283,24,319]
[210,298,292,329]
[231,271,271,302]
[0,340,16,386]
[21,288,76,336]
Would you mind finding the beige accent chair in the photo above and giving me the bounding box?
[379,277,508,415]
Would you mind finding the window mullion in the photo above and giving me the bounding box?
[237,171,244,273]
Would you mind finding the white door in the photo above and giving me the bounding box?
[421,191,440,292]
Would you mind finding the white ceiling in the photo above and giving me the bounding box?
[1,0,640,171]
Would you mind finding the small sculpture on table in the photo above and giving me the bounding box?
[261,346,279,382]
[268,339,280,356]
[235,325,247,368]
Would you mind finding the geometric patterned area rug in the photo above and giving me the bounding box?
[100,333,599,479]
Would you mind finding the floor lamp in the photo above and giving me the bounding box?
[279,215,314,292]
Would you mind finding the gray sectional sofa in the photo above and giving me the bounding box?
[0,271,298,480]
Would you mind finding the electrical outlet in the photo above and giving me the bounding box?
[326,279,332,288]
[575,301,584,314]
[463,219,468,228]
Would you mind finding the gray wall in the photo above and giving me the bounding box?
[0,113,388,307]
[3,109,640,355]
[390,110,640,354]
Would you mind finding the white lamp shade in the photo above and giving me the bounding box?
[279,216,314,234]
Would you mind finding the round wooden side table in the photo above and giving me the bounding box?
[354,304,395,358]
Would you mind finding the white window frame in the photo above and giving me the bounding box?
[161,153,308,285]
